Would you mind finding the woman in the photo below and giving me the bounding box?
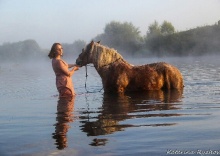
[48,43,79,97]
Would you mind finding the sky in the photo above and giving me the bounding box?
[0,0,220,48]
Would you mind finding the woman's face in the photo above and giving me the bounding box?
[55,44,63,56]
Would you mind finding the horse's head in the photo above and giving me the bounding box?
[76,41,99,67]
[76,40,123,69]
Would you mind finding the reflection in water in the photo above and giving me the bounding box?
[52,96,75,150]
[80,89,183,145]
[90,138,108,146]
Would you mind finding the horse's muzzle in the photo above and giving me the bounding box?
[76,59,82,67]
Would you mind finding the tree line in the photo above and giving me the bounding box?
[0,40,45,62]
[0,39,86,62]
[94,20,220,56]
[1,20,220,62]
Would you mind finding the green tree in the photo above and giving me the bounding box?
[95,21,143,54]
[146,21,161,38]
[161,20,175,36]
[145,21,162,55]
[145,20,176,56]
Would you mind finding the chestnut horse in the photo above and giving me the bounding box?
[76,41,184,93]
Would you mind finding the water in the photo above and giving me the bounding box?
[1,56,220,156]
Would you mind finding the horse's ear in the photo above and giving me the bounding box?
[82,48,84,52]
[91,40,94,45]
[97,41,101,44]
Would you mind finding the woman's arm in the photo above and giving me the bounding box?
[57,61,79,76]
[68,64,80,76]
[68,64,77,68]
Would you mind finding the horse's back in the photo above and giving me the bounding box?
[133,62,183,90]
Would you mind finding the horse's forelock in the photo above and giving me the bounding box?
[84,42,93,54]
[80,42,94,63]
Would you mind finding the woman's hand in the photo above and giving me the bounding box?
[68,64,77,68]
[73,66,79,71]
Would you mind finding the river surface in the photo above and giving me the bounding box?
[1,56,220,156]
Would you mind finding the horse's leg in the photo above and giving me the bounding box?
[164,66,183,89]
[116,73,129,93]
[164,70,171,89]
[117,85,125,93]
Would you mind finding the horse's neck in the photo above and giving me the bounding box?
[92,45,125,69]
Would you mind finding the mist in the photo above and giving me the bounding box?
[1,19,220,66]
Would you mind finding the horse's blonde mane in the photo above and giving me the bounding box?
[91,43,123,68]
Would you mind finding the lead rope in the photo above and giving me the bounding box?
[84,64,89,93]
[84,64,103,93]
